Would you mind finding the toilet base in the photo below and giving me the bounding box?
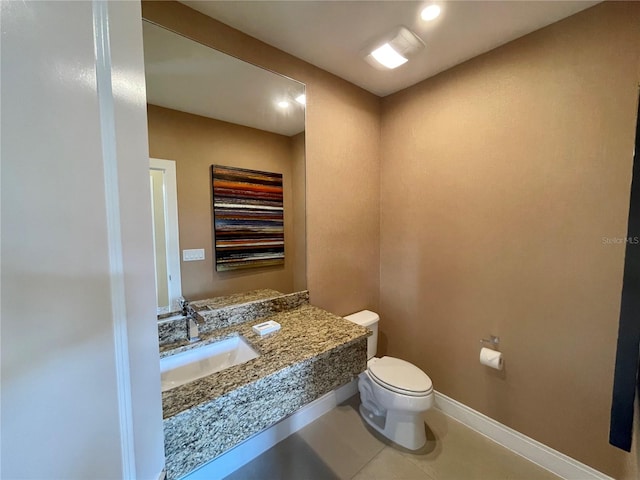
[359,403,427,450]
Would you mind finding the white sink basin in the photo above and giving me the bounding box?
[160,336,259,392]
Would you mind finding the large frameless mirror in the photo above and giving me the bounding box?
[142,21,306,314]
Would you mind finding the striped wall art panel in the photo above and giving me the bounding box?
[211,165,284,271]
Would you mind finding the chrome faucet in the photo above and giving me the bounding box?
[187,313,205,343]
[178,296,188,315]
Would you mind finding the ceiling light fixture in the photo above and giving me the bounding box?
[295,94,306,105]
[421,4,441,21]
[371,43,408,69]
[277,100,290,108]
[365,26,425,70]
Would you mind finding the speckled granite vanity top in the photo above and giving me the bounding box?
[187,288,284,311]
[160,303,370,419]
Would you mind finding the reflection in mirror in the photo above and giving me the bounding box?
[150,170,169,309]
[142,21,306,312]
[150,158,182,314]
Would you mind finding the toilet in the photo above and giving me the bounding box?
[344,310,433,450]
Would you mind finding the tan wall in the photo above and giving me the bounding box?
[144,0,640,475]
[143,1,380,315]
[148,104,298,300]
[380,2,640,478]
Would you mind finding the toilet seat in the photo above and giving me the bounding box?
[368,356,433,397]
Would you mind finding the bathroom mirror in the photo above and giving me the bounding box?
[142,21,306,313]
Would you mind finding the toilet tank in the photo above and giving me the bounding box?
[344,310,379,360]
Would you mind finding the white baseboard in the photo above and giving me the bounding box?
[182,380,358,480]
[434,391,613,480]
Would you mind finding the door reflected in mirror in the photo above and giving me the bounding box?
[150,158,182,315]
[142,21,306,312]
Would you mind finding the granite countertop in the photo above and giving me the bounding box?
[188,289,284,312]
[160,304,371,419]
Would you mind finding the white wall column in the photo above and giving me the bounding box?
[1,1,164,478]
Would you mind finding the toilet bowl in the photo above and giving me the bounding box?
[344,311,434,450]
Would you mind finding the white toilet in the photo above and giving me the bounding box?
[344,310,433,450]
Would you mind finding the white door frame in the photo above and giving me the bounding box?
[150,158,182,313]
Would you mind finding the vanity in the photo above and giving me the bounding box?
[158,290,370,479]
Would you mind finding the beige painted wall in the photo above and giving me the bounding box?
[144,0,640,475]
[143,1,381,315]
[148,104,299,300]
[380,2,640,478]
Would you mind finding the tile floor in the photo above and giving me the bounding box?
[225,395,561,480]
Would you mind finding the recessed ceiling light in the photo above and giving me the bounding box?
[421,4,441,21]
[277,100,290,108]
[371,43,408,69]
[295,94,306,105]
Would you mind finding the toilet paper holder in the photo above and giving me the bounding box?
[480,335,500,348]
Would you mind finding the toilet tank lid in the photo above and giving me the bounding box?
[344,310,379,327]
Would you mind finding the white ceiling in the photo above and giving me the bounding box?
[143,21,305,136]
[182,0,600,97]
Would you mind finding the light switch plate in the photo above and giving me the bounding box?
[183,248,205,261]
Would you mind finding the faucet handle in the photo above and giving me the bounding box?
[187,316,200,343]
[178,296,188,314]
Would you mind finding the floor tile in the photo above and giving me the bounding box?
[225,395,563,480]
[295,395,386,479]
[351,447,435,480]
[400,409,562,480]
[224,433,340,480]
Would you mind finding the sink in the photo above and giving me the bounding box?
[160,336,259,392]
